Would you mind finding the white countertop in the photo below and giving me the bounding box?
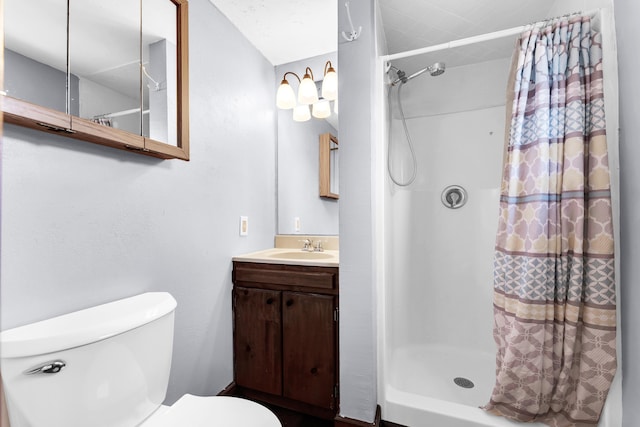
[232,247,339,267]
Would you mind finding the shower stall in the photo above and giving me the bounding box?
[377,9,622,427]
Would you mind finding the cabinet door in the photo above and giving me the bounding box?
[282,292,336,409]
[233,287,282,395]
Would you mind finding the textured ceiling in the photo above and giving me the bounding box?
[210,0,561,71]
[209,0,338,66]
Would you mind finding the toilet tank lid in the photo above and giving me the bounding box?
[0,292,177,358]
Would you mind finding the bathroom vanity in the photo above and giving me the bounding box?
[231,240,339,420]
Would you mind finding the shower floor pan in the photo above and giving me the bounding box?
[384,343,547,427]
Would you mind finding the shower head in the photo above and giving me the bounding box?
[390,61,446,86]
[406,62,446,80]
[428,62,446,76]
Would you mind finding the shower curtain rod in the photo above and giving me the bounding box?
[382,9,600,62]
[95,107,150,119]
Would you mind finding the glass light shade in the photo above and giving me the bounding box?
[276,81,296,109]
[312,99,331,119]
[293,104,311,122]
[321,69,338,100]
[298,75,319,105]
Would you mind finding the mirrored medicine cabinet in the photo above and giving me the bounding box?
[319,133,338,199]
[2,0,189,160]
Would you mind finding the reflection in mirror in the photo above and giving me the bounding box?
[276,53,338,235]
[4,0,70,114]
[70,0,141,134]
[330,136,339,195]
[142,0,178,146]
[320,133,339,199]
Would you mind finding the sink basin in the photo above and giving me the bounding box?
[233,246,338,266]
[267,251,334,260]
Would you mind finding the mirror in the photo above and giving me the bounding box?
[276,53,339,236]
[319,133,338,199]
[2,0,189,160]
[142,0,179,146]
[4,0,69,115]
[70,0,141,135]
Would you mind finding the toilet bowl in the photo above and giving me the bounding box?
[0,293,281,427]
[140,394,280,427]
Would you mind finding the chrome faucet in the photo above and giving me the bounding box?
[314,240,325,252]
[300,239,314,251]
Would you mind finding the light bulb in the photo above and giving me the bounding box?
[321,68,338,100]
[298,72,319,105]
[312,99,331,119]
[276,80,296,109]
[293,104,311,122]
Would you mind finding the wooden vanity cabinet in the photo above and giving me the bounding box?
[232,261,339,419]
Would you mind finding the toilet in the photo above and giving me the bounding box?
[0,292,281,427]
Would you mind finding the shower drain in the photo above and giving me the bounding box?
[453,377,475,389]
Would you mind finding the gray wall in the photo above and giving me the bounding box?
[1,0,277,404]
[276,52,339,236]
[5,48,79,116]
[338,0,378,422]
[614,0,640,424]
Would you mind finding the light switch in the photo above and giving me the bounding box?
[240,216,248,236]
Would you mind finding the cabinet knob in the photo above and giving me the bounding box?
[266,298,275,305]
[286,299,294,307]
[310,367,318,375]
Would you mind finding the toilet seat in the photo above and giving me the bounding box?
[140,394,281,427]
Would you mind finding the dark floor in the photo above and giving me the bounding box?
[223,387,399,427]
[267,404,403,427]
[266,404,333,427]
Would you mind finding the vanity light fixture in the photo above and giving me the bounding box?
[276,61,338,122]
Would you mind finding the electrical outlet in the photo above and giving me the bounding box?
[240,216,248,236]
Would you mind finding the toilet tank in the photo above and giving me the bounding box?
[0,292,177,427]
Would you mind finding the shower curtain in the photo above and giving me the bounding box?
[483,15,616,427]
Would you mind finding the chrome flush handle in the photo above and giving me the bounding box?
[24,360,66,375]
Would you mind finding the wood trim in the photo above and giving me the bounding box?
[319,133,339,199]
[145,137,188,160]
[176,0,189,159]
[2,97,70,131]
[334,406,382,427]
[71,116,145,150]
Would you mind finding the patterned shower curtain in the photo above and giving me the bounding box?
[483,15,616,427]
